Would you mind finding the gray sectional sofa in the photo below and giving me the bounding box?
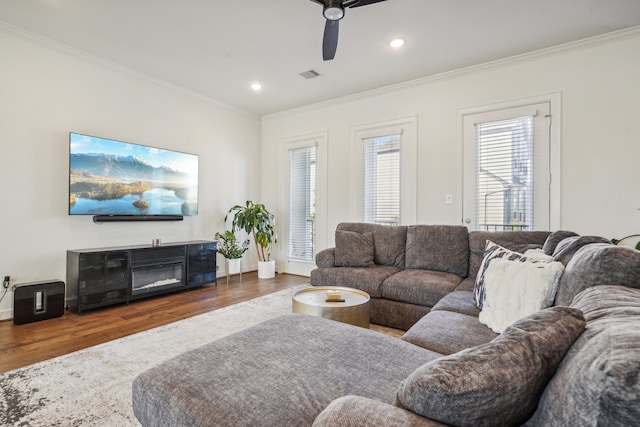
[311,223,557,329]
[132,223,640,426]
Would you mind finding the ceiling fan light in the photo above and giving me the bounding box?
[323,5,344,21]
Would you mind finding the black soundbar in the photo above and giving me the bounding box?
[93,215,184,223]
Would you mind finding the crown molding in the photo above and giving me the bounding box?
[263,25,640,120]
[1,19,637,121]
[0,20,258,118]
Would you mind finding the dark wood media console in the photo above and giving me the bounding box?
[66,240,217,314]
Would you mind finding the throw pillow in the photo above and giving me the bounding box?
[478,258,565,333]
[552,235,612,266]
[523,248,555,262]
[334,230,375,267]
[542,230,579,255]
[473,241,526,309]
[395,306,586,427]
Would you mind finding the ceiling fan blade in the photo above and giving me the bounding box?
[347,0,387,8]
[322,19,339,61]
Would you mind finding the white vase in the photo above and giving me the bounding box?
[258,260,276,279]
[226,258,242,275]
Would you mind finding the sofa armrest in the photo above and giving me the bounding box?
[313,395,449,427]
[315,247,336,268]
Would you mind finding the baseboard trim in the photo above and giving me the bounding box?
[0,306,13,321]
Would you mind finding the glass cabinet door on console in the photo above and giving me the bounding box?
[104,252,129,299]
[77,251,128,307]
[77,252,105,305]
[187,242,217,287]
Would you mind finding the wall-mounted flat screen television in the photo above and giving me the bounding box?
[69,132,199,217]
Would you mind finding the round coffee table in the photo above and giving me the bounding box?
[292,286,370,328]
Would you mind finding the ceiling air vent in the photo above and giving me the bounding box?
[299,69,321,80]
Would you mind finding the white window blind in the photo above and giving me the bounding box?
[363,133,401,225]
[476,116,533,231]
[288,145,317,261]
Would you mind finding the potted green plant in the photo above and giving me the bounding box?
[214,230,249,275]
[612,234,640,250]
[225,201,278,278]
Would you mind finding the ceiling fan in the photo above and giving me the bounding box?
[308,0,388,61]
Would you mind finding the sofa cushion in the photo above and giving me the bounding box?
[535,286,640,426]
[404,225,469,277]
[334,230,375,267]
[395,306,586,427]
[555,243,640,306]
[371,225,408,268]
[311,265,400,298]
[337,223,407,268]
[468,230,550,278]
[479,258,564,333]
[370,298,432,331]
[542,230,579,255]
[431,291,480,317]
[382,269,463,307]
[402,310,497,355]
[552,235,611,265]
[454,277,475,292]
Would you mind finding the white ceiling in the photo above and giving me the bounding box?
[1,0,639,116]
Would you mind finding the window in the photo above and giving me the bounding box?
[351,117,417,225]
[281,133,327,276]
[462,100,558,231]
[288,144,317,261]
[476,116,533,230]
[363,133,401,225]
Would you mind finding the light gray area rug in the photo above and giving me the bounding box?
[0,286,309,427]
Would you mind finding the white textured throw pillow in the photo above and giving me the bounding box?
[523,248,555,262]
[474,241,527,309]
[474,242,557,310]
[478,258,565,333]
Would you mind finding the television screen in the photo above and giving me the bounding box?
[69,133,199,216]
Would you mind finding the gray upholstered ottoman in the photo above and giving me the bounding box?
[132,313,440,427]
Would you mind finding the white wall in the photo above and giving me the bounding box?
[262,29,640,274]
[0,29,262,319]
[2,26,639,318]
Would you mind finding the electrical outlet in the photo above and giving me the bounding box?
[3,276,10,289]
[445,194,453,205]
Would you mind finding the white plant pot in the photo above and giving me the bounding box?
[258,260,276,279]
[226,258,242,275]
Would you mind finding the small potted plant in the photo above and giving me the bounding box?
[225,201,278,278]
[214,230,249,275]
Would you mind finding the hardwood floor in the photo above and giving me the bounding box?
[0,272,308,373]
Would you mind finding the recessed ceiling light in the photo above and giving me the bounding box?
[390,38,405,48]
[250,82,263,91]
